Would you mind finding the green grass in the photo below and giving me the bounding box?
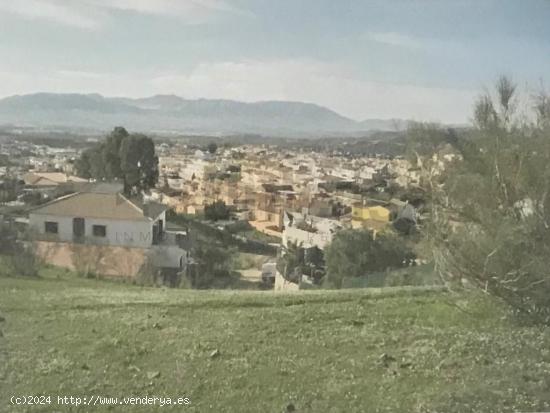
[1,268,550,412]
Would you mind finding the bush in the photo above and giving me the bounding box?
[415,77,550,324]
[324,229,414,288]
[11,241,40,277]
[136,253,159,286]
[184,239,235,289]
[204,200,231,221]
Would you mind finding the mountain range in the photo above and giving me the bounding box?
[0,93,410,137]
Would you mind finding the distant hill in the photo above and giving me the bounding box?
[0,93,409,137]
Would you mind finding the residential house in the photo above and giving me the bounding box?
[29,184,189,277]
[282,211,341,250]
[251,184,297,236]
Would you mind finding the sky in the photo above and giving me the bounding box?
[0,0,549,123]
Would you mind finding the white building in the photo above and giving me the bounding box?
[282,211,341,250]
[29,185,188,274]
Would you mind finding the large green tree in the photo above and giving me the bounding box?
[119,133,159,195]
[75,127,158,195]
[102,126,128,179]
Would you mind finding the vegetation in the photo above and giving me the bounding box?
[2,270,550,412]
[324,229,414,288]
[0,176,20,204]
[186,237,235,289]
[75,127,159,195]
[206,142,218,154]
[204,200,231,221]
[224,221,280,244]
[167,211,277,258]
[277,242,325,284]
[410,77,550,324]
[0,225,40,277]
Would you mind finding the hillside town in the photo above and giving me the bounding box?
[3,2,550,411]
[0,131,446,290]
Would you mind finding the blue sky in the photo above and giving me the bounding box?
[0,0,549,123]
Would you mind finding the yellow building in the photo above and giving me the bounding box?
[351,204,390,230]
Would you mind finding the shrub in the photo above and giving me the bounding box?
[324,229,414,288]
[414,77,550,324]
[11,241,40,277]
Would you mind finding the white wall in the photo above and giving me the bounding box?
[282,226,333,249]
[29,213,154,248]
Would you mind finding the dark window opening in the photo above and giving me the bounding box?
[45,221,58,234]
[92,225,107,237]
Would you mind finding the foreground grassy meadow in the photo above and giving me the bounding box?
[1,269,550,412]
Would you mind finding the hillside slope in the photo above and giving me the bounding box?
[1,270,549,412]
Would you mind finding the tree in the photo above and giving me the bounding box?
[276,241,305,283]
[102,126,128,179]
[417,77,550,324]
[75,147,94,179]
[304,246,325,284]
[324,229,413,288]
[0,177,19,204]
[204,200,230,221]
[119,133,159,195]
[88,145,106,180]
[74,127,158,196]
[186,238,234,288]
[207,142,218,154]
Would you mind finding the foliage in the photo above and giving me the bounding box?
[0,153,12,167]
[19,191,46,206]
[119,133,159,195]
[0,177,20,203]
[10,241,40,277]
[166,211,277,256]
[276,242,325,284]
[102,126,128,179]
[135,252,159,286]
[204,200,231,221]
[186,238,235,288]
[276,241,305,283]
[207,142,218,154]
[324,229,414,288]
[417,77,550,324]
[0,222,17,255]
[0,225,39,277]
[75,127,159,195]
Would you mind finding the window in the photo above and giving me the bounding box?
[44,221,58,234]
[92,225,107,237]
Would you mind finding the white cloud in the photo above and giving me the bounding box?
[56,70,108,79]
[0,60,477,123]
[366,31,470,59]
[0,0,250,30]
[0,69,152,98]
[89,0,252,18]
[368,32,425,50]
[0,0,101,29]
[151,59,476,123]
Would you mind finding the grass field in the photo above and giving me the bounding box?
[1,268,550,412]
